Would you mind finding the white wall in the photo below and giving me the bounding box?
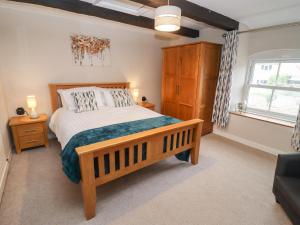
[214,25,300,154]
[214,115,294,154]
[168,27,225,46]
[0,79,10,158]
[0,1,173,116]
[0,78,10,203]
[248,26,300,56]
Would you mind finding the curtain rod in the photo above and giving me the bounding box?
[222,22,300,37]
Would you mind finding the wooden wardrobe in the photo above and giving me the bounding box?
[161,42,222,135]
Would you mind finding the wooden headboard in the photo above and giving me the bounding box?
[49,82,130,112]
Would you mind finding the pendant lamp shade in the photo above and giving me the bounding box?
[155,5,181,32]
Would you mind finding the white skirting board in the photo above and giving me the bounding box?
[0,152,11,203]
[213,129,286,155]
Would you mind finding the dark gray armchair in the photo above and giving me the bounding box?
[273,153,300,225]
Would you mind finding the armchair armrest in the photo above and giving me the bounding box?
[274,153,300,178]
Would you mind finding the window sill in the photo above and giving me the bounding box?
[230,111,295,128]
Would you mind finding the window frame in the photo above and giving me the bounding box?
[244,58,300,122]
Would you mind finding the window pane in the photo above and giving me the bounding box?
[270,90,300,116]
[247,87,272,110]
[277,63,300,87]
[251,63,279,85]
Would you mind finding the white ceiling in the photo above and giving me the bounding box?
[81,0,300,30]
[188,0,300,29]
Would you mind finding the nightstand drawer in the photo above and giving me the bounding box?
[19,133,45,149]
[17,123,44,137]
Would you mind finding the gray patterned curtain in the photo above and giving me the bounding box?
[291,105,300,151]
[212,30,239,128]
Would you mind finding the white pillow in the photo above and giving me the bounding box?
[97,88,115,107]
[58,87,104,111]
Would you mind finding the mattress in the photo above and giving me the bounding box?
[49,105,162,149]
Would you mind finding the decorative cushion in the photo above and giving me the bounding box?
[110,89,135,107]
[71,91,99,113]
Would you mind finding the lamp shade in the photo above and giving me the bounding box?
[155,5,181,32]
[26,95,37,109]
[132,88,139,101]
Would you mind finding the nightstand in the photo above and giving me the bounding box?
[138,102,155,111]
[9,114,48,154]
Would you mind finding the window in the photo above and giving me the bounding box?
[245,60,300,122]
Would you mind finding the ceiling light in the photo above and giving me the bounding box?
[155,1,181,32]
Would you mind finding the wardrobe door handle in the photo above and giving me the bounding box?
[177,85,180,95]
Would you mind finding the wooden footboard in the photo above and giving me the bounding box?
[76,119,203,219]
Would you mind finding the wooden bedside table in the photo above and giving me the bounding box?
[138,102,155,111]
[9,114,48,154]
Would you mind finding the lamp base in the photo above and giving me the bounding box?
[29,110,39,119]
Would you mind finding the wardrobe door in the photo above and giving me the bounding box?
[198,43,221,134]
[161,47,179,118]
[177,44,199,120]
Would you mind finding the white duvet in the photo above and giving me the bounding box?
[49,105,162,149]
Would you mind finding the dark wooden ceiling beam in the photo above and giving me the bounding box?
[9,0,199,38]
[130,0,239,31]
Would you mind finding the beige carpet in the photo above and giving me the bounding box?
[0,134,291,225]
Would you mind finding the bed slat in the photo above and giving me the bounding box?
[109,151,115,174]
[98,154,105,177]
[129,146,134,167]
[165,134,170,153]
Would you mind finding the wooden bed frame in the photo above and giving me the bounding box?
[49,82,203,220]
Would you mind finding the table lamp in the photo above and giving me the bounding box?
[132,88,139,103]
[26,95,39,119]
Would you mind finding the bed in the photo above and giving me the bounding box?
[49,82,203,220]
